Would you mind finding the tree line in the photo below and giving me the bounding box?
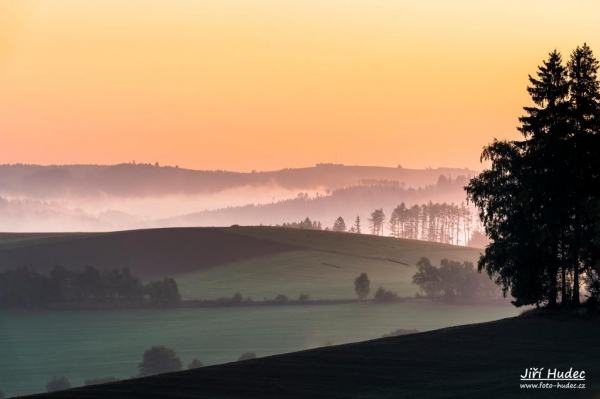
[327,202,479,246]
[0,265,180,309]
[353,258,501,304]
[466,44,600,308]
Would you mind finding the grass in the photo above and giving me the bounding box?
[178,250,419,300]
[226,226,481,262]
[0,227,483,300]
[0,303,518,397]
[26,315,600,399]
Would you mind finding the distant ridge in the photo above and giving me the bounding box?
[0,164,477,197]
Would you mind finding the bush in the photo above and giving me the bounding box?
[46,376,72,392]
[138,346,182,377]
[188,358,204,369]
[232,292,243,303]
[237,352,257,361]
[298,293,309,302]
[84,377,120,386]
[275,294,288,303]
[374,286,398,302]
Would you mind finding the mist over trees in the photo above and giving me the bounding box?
[0,265,180,308]
[160,175,472,230]
[0,164,475,199]
[45,376,71,393]
[466,44,600,308]
[387,202,472,245]
[412,258,500,303]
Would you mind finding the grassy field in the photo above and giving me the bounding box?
[26,315,600,399]
[0,302,518,397]
[0,227,483,300]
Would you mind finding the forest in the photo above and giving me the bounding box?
[0,265,180,309]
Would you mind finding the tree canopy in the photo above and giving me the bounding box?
[354,273,371,300]
[138,346,182,377]
[466,44,600,308]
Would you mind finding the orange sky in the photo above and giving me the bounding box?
[1,1,599,172]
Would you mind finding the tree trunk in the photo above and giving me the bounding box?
[548,246,558,309]
[561,264,567,305]
[573,258,580,305]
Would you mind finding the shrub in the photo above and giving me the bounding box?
[374,286,398,302]
[46,376,72,392]
[298,293,309,302]
[138,346,182,377]
[232,292,243,303]
[237,352,257,361]
[188,358,204,369]
[275,294,288,303]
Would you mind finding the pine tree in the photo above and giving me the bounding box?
[332,216,347,232]
[354,216,361,234]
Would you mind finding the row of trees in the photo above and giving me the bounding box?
[280,217,323,230]
[354,259,501,304]
[0,265,180,308]
[412,258,501,303]
[466,44,600,308]
[329,202,479,246]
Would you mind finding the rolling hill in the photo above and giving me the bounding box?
[0,164,477,197]
[25,315,600,399]
[0,227,482,300]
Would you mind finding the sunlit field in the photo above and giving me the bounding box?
[0,302,518,397]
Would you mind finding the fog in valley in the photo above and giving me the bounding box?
[0,163,479,241]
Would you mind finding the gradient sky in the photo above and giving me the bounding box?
[1,1,599,172]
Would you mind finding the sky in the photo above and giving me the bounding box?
[1,1,599,172]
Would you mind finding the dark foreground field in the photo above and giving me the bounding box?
[26,316,600,399]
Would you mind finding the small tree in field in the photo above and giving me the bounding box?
[138,346,182,377]
[46,376,72,392]
[354,273,371,299]
[0,390,5,399]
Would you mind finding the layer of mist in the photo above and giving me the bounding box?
[0,164,476,234]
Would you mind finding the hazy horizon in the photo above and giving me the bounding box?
[2,1,599,172]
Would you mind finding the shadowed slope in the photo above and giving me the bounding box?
[0,228,301,278]
[0,227,481,281]
[26,317,600,399]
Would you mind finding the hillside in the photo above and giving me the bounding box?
[26,316,600,399]
[0,164,477,197]
[0,227,482,299]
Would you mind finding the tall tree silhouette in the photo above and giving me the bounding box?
[353,216,361,234]
[368,209,385,236]
[466,45,600,308]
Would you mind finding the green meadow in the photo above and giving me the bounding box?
[0,227,508,397]
[0,303,519,397]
